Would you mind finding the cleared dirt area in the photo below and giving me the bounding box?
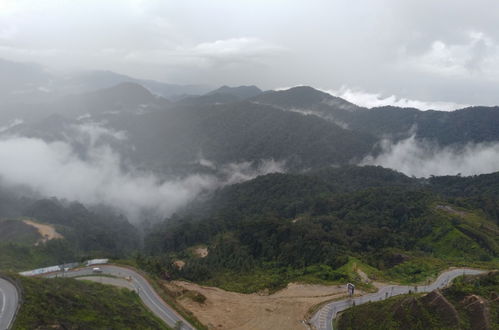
[22,219,63,244]
[173,260,186,270]
[164,281,357,330]
[194,247,209,258]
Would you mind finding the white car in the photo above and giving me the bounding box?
[92,267,103,273]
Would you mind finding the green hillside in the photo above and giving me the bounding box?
[11,275,169,330]
[337,271,499,330]
[143,166,499,293]
[0,198,140,272]
[0,219,40,245]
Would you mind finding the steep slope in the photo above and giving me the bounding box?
[12,275,169,329]
[143,166,499,292]
[98,101,376,171]
[337,271,498,330]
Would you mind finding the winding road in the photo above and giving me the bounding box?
[46,265,195,330]
[0,278,18,330]
[310,268,488,330]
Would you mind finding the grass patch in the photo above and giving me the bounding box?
[12,275,170,330]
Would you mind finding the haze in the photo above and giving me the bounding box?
[3,0,499,108]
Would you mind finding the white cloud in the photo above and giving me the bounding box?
[0,126,286,220]
[327,87,468,111]
[220,159,286,185]
[70,122,127,147]
[403,31,499,80]
[0,136,217,220]
[362,135,499,177]
[123,37,283,68]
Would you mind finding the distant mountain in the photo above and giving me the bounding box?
[254,86,499,146]
[97,100,376,171]
[176,92,241,106]
[206,85,263,99]
[74,82,167,110]
[253,86,359,111]
[0,58,54,102]
[60,70,212,99]
[0,58,212,103]
[176,85,263,106]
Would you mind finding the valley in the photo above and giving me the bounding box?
[0,55,498,330]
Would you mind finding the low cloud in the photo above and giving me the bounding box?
[220,159,286,185]
[362,135,499,177]
[0,131,285,220]
[69,121,127,147]
[0,136,216,220]
[327,87,468,111]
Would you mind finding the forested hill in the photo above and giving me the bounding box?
[6,82,499,175]
[253,86,499,146]
[143,166,499,292]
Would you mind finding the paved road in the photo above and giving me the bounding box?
[310,268,488,330]
[46,265,195,330]
[0,278,19,330]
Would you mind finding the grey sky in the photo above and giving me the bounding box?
[2,0,499,108]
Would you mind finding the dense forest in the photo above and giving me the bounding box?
[142,166,499,292]
[0,189,139,271]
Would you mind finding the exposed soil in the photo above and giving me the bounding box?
[163,281,355,330]
[435,205,467,217]
[22,219,63,245]
[173,260,186,270]
[194,247,209,258]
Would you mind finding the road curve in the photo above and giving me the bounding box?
[0,278,19,330]
[46,265,195,330]
[310,268,488,330]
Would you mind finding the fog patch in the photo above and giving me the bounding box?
[362,135,499,177]
[0,136,219,220]
[286,108,350,129]
[70,121,127,146]
[220,159,286,184]
[0,133,286,220]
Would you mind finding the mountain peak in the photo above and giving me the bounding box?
[252,85,359,110]
[206,85,263,99]
[85,82,155,104]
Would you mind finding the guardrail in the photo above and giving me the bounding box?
[19,260,107,277]
[0,274,23,330]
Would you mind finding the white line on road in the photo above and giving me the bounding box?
[0,286,5,316]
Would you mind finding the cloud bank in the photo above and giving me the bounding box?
[362,135,499,177]
[327,87,468,111]
[0,128,285,220]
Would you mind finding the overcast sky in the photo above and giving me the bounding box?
[2,0,499,108]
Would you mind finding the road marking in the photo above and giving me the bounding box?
[0,286,5,316]
[133,278,179,324]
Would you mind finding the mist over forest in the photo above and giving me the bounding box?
[1,61,499,223]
